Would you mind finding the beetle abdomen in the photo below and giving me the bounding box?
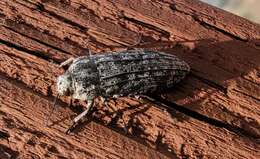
[94,50,190,97]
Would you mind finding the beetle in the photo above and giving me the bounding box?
[53,50,190,132]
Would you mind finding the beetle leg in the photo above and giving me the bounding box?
[69,95,73,107]
[73,100,93,123]
[59,57,75,68]
[66,100,94,134]
[88,49,92,56]
[111,95,120,106]
[100,96,109,105]
[134,95,141,100]
[100,96,115,115]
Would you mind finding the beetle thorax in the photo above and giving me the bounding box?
[57,73,73,96]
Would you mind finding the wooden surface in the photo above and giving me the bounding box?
[0,0,259,158]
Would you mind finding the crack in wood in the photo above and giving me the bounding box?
[189,72,228,94]
[232,89,260,102]
[192,16,248,42]
[122,16,171,39]
[0,39,54,63]
[34,2,88,32]
[148,94,260,140]
[29,1,135,46]
[3,24,74,58]
[169,4,249,42]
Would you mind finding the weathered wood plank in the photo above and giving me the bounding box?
[0,41,259,159]
[1,0,259,138]
[0,0,260,158]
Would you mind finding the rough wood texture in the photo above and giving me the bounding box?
[0,0,259,158]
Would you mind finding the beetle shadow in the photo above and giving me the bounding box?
[151,38,260,123]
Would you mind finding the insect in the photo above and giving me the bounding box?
[53,50,190,133]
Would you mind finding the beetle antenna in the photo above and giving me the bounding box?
[45,94,60,126]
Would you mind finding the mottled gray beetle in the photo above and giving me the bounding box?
[54,50,190,132]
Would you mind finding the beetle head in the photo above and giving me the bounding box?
[57,73,73,96]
